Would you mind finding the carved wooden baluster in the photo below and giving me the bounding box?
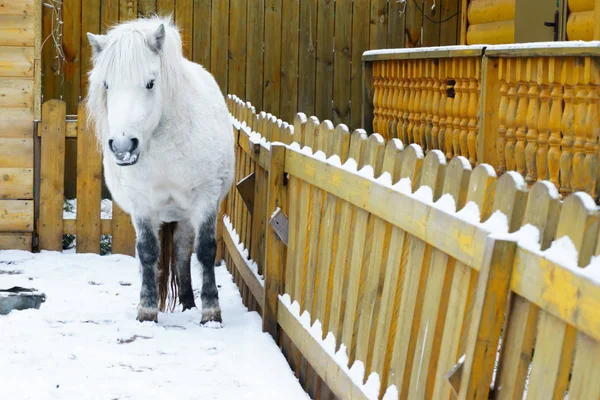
[385,61,398,140]
[381,61,390,136]
[375,61,383,135]
[536,58,551,182]
[571,58,589,193]
[525,58,540,185]
[467,58,479,166]
[420,60,431,151]
[413,60,423,145]
[425,61,436,151]
[372,62,380,134]
[459,59,470,159]
[445,61,455,160]
[515,58,529,176]
[432,59,442,151]
[560,58,576,197]
[382,61,391,136]
[390,61,401,139]
[452,59,462,157]
[496,59,508,174]
[505,58,518,172]
[378,61,385,134]
[548,58,563,190]
[380,61,390,136]
[400,61,410,144]
[407,60,416,144]
[584,74,599,200]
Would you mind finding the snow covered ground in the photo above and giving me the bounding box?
[0,250,309,400]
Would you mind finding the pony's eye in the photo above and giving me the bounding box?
[104,81,108,90]
[146,80,155,90]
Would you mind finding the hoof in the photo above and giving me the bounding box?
[201,320,223,329]
[137,306,158,323]
[181,301,197,312]
[201,307,222,326]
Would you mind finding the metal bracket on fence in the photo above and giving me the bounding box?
[236,172,255,214]
[446,353,465,397]
[269,208,288,247]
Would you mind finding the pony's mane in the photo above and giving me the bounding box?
[85,16,183,147]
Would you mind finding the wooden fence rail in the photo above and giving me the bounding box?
[363,42,600,203]
[225,93,600,399]
[38,99,136,255]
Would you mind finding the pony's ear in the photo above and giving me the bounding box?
[148,23,166,53]
[87,33,107,56]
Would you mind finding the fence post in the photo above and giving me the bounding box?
[262,143,287,340]
[479,55,500,167]
[456,236,517,400]
[75,101,102,253]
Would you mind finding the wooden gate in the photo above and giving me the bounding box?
[37,100,136,255]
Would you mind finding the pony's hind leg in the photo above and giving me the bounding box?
[174,220,196,310]
[135,217,160,322]
[195,208,222,325]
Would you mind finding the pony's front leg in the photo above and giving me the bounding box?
[195,209,221,325]
[134,217,161,322]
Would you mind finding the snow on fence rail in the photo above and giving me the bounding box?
[37,99,136,255]
[225,93,600,399]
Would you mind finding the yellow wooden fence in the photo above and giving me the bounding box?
[225,93,600,399]
[37,99,136,255]
[364,42,600,203]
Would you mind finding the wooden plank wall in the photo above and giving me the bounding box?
[0,0,41,250]
[43,0,463,128]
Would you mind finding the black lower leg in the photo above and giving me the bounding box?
[174,221,195,310]
[136,218,159,322]
[196,211,221,324]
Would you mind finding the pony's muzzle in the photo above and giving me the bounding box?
[108,136,140,166]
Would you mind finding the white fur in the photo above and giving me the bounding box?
[85,16,234,228]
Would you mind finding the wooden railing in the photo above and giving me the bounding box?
[226,94,600,399]
[363,42,600,202]
[484,43,600,201]
[37,99,136,255]
[363,46,485,166]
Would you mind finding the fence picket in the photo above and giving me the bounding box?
[298,0,317,116]
[495,181,561,400]
[39,100,66,251]
[75,102,101,253]
[329,130,367,352]
[279,0,300,123]
[431,157,473,400]
[369,139,405,393]
[174,0,193,59]
[525,194,599,399]
[300,117,325,397]
[111,204,135,256]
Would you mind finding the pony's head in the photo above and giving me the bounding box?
[85,16,182,166]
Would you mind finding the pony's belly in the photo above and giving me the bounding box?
[158,204,189,222]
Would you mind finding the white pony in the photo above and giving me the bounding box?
[85,16,235,325]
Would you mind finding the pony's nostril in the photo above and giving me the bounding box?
[130,138,139,152]
[108,139,115,152]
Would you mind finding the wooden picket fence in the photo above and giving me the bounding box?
[37,99,136,255]
[225,93,600,399]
